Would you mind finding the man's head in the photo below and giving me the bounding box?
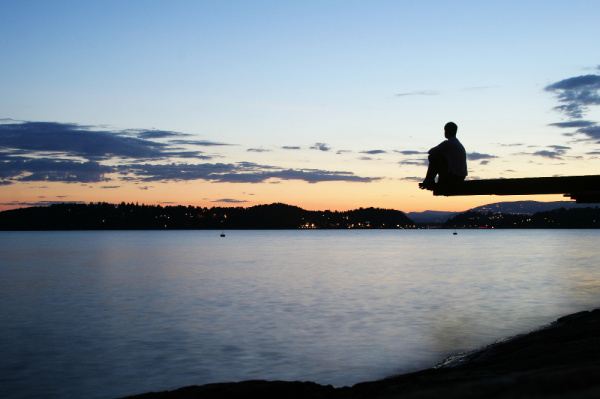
[444,122,458,138]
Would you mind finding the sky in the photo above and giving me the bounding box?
[2,0,600,212]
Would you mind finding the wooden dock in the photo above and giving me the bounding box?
[420,175,600,203]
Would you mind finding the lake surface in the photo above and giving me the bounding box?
[1,229,600,399]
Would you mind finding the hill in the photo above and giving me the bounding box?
[468,200,591,214]
[444,206,600,228]
[0,202,414,230]
[407,200,589,224]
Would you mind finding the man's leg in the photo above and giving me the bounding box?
[422,153,446,186]
[438,172,465,185]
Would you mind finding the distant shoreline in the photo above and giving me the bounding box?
[122,308,600,399]
[1,201,599,230]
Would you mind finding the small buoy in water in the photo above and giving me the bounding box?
[220,233,226,237]
[453,231,458,235]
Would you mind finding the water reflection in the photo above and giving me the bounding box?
[1,230,599,399]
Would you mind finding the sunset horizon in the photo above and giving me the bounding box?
[2,2,599,213]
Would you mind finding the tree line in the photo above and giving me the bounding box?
[0,202,415,230]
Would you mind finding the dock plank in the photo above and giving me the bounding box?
[420,175,600,203]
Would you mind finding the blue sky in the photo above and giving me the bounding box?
[1,1,600,211]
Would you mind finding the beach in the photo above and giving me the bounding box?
[122,308,600,398]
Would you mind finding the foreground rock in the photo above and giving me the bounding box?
[122,309,600,399]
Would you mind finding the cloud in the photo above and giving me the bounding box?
[398,159,427,166]
[545,74,600,118]
[532,150,563,159]
[282,146,301,150]
[360,150,387,155]
[0,121,170,161]
[118,162,379,184]
[401,176,424,182]
[310,143,331,151]
[395,150,425,155]
[549,120,597,128]
[168,139,231,146]
[247,148,271,153]
[467,152,497,161]
[496,143,524,147]
[1,158,114,183]
[576,125,600,140]
[212,198,249,203]
[1,120,379,185]
[270,168,378,183]
[132,130,185,139]
[396,90,439,97]
[0,200,84,207]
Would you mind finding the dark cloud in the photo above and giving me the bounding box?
[549,120,596,128]
[532,150,563,159]
[0,120,378,185]
[361,150,387,155]
[0,121,169,161]
[212,198,249,203]
[545,74,600,118]
[358,157,373,161]
[162,151,214,160]
[1,158,114,183]
[0,121,231,164]
[282,146,301,150]
[269,168,377,184]
[0,200,84,207]
[119,163,237,182]
[310,143,331,151]
[132,130,185,139]
[118,162,379,184]
[467,152,497,161]
[101,186,120,189]
[576,125,600,140]
[395,150,425,155]
[401,176,423,182]
[398,159,427,166]
[168,139,231,146]
[247,148,271,153]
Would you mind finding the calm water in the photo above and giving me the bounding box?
[1,230,600,399]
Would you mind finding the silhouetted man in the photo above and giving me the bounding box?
[420,122,467,189]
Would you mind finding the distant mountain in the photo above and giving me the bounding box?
[405,210,459,224]
[468,200,590,215]
[407,200,589,224]
[443,206,600,229]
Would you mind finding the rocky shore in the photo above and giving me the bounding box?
[122,309,600,399]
